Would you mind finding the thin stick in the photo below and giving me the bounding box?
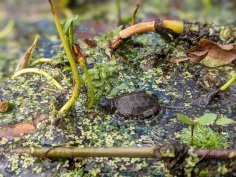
[111,21,155,49]
[10,146,236,160]
[131,4,140,26]
[12,147,156,158]
[194,149,236,159]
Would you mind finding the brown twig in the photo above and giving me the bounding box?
[194,149,236,159]
[111,21,155,49]
[11,147,156,158]
[9,146,236,160]
[111,19,184,49]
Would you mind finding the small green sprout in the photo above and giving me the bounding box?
[177,113,231,149]
[62,15,78,46]
[177,113,217,145]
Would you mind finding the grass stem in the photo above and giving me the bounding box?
[49,0,81,115]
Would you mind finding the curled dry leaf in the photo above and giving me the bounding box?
[0,123,35,138]
[15,35,39,71]
[0,100,9,113]
[189,39,236,67]
[0,113,49,138]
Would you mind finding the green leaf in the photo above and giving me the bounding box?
[177,113,192,125]
[62,15,78,34]
[197,113,217,125]
[215,117,236,126]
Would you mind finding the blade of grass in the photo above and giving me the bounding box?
[12,68,63,89]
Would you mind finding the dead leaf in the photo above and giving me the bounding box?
[0,100,9,113]
[0,113,49,138]
[189,39,236,67]
[0,123,35,138]
[192,88,220,106]
[15,35,39,71]
[189,50,208,63]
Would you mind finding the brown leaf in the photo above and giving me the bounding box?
[189,39,236,67]
[0,100,9,113]
[15,35,39,71]
[189,50,208,63]
[0,113,49,138]
[0,123,35,138]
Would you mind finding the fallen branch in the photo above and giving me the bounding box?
[11,147,156,158]
[9,145,236,160]
[111,19,183,49]
[111,18,235,49]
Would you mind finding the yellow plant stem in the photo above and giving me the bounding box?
[220,74,236,91]
[162,19,184,34]
[49,0,81,115]
[31,58,58,66]
[0,20,14,39]
[12,68,63,90]
[79,57,95,109]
